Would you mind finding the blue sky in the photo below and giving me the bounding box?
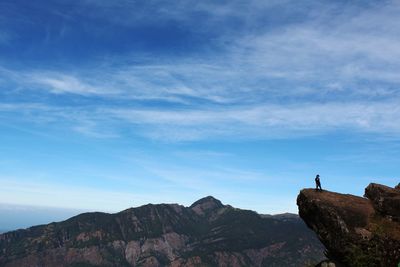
[1,0,400,228]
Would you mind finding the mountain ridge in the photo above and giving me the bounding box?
[0,196,325,267]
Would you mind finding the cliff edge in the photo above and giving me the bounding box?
[297,183,400,267]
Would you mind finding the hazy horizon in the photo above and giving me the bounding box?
[0,203,84,232]
[1,0,400,230]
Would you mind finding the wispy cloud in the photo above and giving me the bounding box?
[103,102,400,140]
[2,100,400,141]
[30,73,114,95]
[3,0,400,216]
[228,1,400,89]
[2,0,400,142]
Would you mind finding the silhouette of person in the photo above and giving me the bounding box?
[315,174,322,191]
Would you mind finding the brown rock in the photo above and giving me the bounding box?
[297,186,400,267]
[395,183,400,191]
[365,183,400,221]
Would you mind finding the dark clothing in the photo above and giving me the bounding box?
[315,177,322,191]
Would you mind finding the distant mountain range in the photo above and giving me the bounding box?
[0,196,325,267]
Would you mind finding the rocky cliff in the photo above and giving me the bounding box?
[297,184,400,267]
[0,196,325,267]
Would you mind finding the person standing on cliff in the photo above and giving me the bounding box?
[315,174,322,191]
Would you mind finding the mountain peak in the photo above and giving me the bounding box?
[190,196,224,215]
[0,195,325,266]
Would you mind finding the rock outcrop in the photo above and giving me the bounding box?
[297,183,400,267]
[0,196,325,267]
[365,183,400,221]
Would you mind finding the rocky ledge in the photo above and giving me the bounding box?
[297,183,400,267]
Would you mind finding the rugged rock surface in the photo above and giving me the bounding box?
[0,196,325,267]
[365,183,400,221]
[297,184,400,267]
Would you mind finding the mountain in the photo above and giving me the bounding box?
[297,183,400,267]
[0,196,325,267]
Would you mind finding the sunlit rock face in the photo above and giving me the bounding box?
[297,183,400,267]
[0,196,325,267]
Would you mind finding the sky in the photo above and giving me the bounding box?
[1,0,400,230]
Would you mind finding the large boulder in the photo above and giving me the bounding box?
[365,183,400,221]
[395,183,400,191]
[297,185,400,267]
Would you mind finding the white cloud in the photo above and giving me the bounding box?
[3,100,400,141]
[2,1,400,141]
[71,119,119,138]
[104,101,400,140]
[29,73,117,96]
[230,1,400,88]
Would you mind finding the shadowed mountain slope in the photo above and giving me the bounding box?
[0,196,325,267]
